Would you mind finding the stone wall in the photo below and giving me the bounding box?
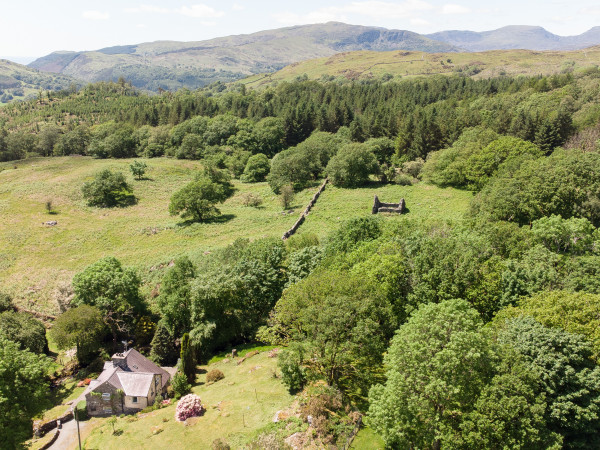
[372,195,405,214]
[86,382,126,416]
[282,178,329,240]
[33,410,73,438]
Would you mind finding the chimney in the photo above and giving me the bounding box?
[112,352,127,369]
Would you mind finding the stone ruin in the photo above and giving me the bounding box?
[372,195,406,214]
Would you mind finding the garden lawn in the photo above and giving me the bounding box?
[82,350,293,449]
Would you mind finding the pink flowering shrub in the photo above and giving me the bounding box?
[175,394,205,422]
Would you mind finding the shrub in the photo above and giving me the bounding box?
[175,394,205,422]
[129,160,148,180]
[81,169,135,207]
[240,193,263,207]
[212,439,231,450]
[395,173,414,186]
[206,369,225,383]
[401,158,424,178]
[171,372,191,399]
[0,293,13,313]
[278,343,306,393]
[75,400,88,421]
[279,184,295,210]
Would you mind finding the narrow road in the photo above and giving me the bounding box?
[47,417,91,450]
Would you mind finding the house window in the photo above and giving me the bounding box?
[132,396,138,403]
[102,393,111,401]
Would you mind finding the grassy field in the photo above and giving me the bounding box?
[82,349,294,449]
[243,46,600,88]
[0,156,472,313]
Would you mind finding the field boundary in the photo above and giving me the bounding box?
[282,178,328,240]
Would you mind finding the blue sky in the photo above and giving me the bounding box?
[2,0,600,59]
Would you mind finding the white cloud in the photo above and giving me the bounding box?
[177,4,225,18]
[580,6,600,15]
[345,0,433,19]
[410,18,431,26]
[82,10,110,20]
[125,5,170,14]
[273,1,433,25]
[441,4,471,14]
[232,3,245,11]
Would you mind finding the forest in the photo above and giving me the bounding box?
[2,69,600,448]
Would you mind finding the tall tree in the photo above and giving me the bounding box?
[0,337,51,448]
[49,305,106,364]
[72,257,143,348]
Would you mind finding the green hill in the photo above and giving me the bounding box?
[0,156,471,314]
[242,46,600,88]
[0,59,79,104]
[28,22,458,92]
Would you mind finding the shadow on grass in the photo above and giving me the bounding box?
[175,214,236,228]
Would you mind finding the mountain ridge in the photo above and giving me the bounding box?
[25,22,600,93]
[427,25,600,51]
[28,22,459,91]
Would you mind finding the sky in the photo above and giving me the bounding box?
[2,0,600,60]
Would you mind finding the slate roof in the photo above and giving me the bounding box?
[116,348,171,389]
[88,348,172,398]
[116,372,155,397]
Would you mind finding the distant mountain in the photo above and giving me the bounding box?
[29,22,459,92]
[427,25,600,51]
[0,59,79,104]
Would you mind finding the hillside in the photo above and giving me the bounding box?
[242,46,600,87]
[427,25,600,51]
[0,156,471,314]
[0,59,79,104]
[28,22,458,92]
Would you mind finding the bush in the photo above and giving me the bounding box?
[240,193,263,207]
[241,153,270,182]
[395,173,413,186]
[279,184,295,210]
[81,169,135,207]
[175,394,205,422]
[129,160,148,180]
[401,158,424,178]
[278,343,306,393]
[206,369,225,383]
[0,293,13,313]
[212,439,231,450]
[75,400,88,421]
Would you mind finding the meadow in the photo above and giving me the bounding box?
[0,156,472,314]
[243,46,600,87]
[81,349,294,449]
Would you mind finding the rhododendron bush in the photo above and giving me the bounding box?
[175,394,204,422]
